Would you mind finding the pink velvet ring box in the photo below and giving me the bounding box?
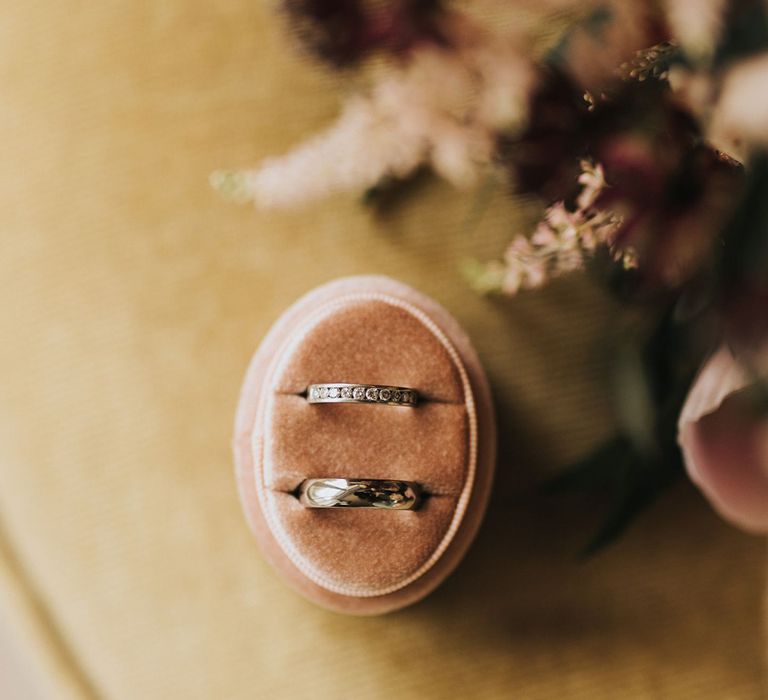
[233,276,496,614]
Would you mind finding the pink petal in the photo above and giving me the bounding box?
[678,346,768,533]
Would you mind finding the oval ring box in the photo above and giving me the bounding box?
[233,276,496,614]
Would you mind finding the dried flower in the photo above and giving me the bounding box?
[618,42,678,82]
[214,12,535,209]
[212,91,432,209]
[468,161,628,295]
[576,156,607,208]
[501,64,744,290]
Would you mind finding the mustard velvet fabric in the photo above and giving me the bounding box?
[0,2,765,698]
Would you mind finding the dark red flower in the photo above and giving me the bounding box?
[500,70,743,291]
[282,0,447,68]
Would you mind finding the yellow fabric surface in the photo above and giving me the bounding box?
[0,2,765,698]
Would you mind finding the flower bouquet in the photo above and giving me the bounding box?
[214,0,768,548]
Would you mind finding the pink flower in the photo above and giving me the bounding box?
[576,160,607,209]
[213,8,535,209]
[664,0,727,62]
[709,53,768,155]
[678,345,768,533]
[470,160,629,295]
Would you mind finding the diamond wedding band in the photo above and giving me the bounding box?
[298,478,422,510]
[307,383,419,407]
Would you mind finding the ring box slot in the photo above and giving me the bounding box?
[262,299,470,593]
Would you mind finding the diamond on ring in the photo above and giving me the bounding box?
[306,383,419,407]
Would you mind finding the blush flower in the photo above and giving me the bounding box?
[212,10,535,209]
[469,161,630,295]
[664,0,726,63]
[678,345,768,533]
